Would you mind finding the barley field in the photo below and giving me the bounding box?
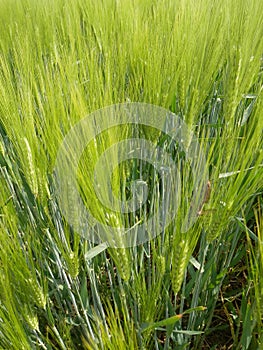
[0,0,263,349]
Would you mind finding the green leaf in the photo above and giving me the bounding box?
[141,314,182,333]
[141,306,206,332]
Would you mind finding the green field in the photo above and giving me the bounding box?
[0,0,263,349]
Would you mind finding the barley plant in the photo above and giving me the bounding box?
[0,0,263,349]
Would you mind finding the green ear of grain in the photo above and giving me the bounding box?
[108,247,131,282]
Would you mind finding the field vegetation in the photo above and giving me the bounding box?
[0,0,263,349]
